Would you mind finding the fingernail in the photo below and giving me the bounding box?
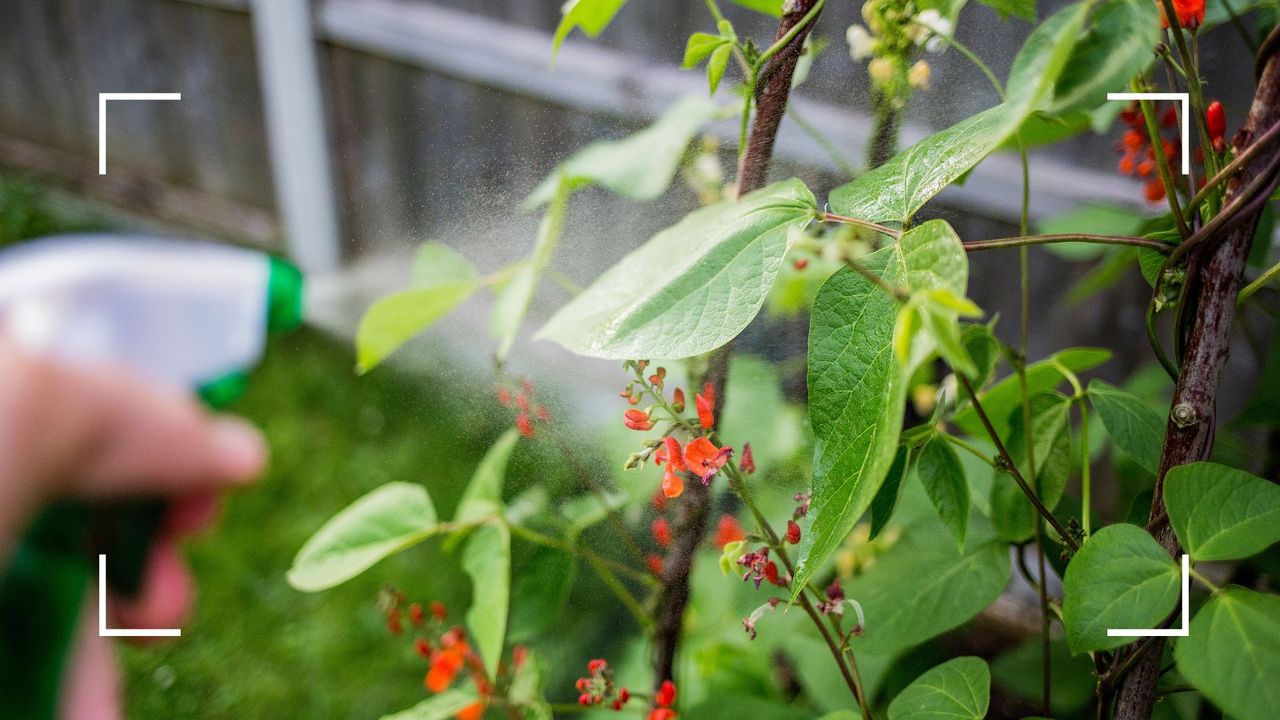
[211,418,267,481]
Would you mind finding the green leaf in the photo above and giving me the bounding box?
[870,447,911,539]
[729,0,782,15]
[1087,379,1165,475]
[357,283,475,373]
[707,42,733,94]
[411,242,477,287]
[953,347,1111,437]
[524,95,721,208]
[888,656,990,720]
[551,0,626,63]
[1165,462,1280,562]
[845,520,1011,655]
[456,430,520,524]
[917,437,970,547]
[538,178,816,359]
[380,689,479,720]
[683,32,725,68]
[1062,523,1180,653]
[1048,0,1160,115]
[976,0,1036,20]
[507,649,552,717]
[990,392,1072,542]
[1175,587,1280,720]
[507,545,575,642]
[493,184,570,362]
[829,2,1086,225]
[829,105,1010,225]
[961,323,1002,391]
[797,219,969,596]
[462,521,510,679]
[288,482,439,592]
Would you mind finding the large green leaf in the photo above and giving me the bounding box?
[828,105,1009,225]
[796,220,969,595]
[1088,379,1165,475]
[1062,523,1180,653]
[357,284,475,373]
[380,689,479,720]
[288,482,439,592]
[1165,462,1280,562]
[1176,587,1280,720]
[462,521,510,679]
[523,95,720,208]
[1048,0,1160,115]
[953,347,1111,437]
[551,0,626,62]
[888,656,990,720]
[991,391,1072,543]
[455,429,520,523]
[537,179,816,359]
[916,437,970,548]
[828,2,1087,225]
[844,519,1011,655]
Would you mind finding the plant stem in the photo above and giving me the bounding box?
[822,211,901,238]
[942,432,997,467]
[957,374,1080,551]
[1079,396,1092,538]
[791,107,859,178]
[1135,80,1192,239]
[655,0,825,699]
[1239,258,1280,303]
[1116,44,1280,720]
[1185,118,1280,216]
[961,233,1172,253]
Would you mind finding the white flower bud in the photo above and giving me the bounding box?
[908,59,931,89]
[845,24,876,61]
[868,56,896,85]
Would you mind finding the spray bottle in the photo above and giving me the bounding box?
[0,235,304,719]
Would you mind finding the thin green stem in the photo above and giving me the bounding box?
[507,523,654,586]
[790,107,859,178]
[962,233,1172,253]
[1189,566,1224,594]
[941,432,997,468]
[917,23,1004,100]
[958,374,1081,551]
[822,211,901,238]
[1135,80,1192,239]
[1239,259,1280,303]
[1078,396,1092,538]
[757,0,825,66]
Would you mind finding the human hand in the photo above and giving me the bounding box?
[0,342,266,718]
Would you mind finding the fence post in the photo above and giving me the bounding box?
[248,0,341,274]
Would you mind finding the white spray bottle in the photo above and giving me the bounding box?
[0,235,304,719]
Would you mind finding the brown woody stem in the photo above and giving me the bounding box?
[1114,44,1280,720]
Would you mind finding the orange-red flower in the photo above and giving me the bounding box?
[652,517,672,548]
[1160,0,1204,28]
[425,647,465,692]
[714,515,746,549]
[656,680,677,707]
[683,437,731,485]
[624,409,654,431]
[672,388,686,412]
[649,710,677,720]
[740,443,755,474]
[456,702,485,720]
[695,383,716,429]
[658,436,686,498]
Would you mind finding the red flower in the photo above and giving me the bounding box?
[740,443,755,474]
[647,553,665,577]
[1207,100,1226,151]
[456,702,485,720]
[661,464,685,498]
[652,517,672,548]
[672,388,686,413]
[408,603,425,626]
[425,646,466,692]
[656,680,677,707]
[786,520,802,545]
[588,658,608,674]
[1144,179,1167,202]
[649,710,678,720]
[415,638,432,658]
[624,409,654,431]
[683,437,731,485]
[1160,0,1205,28]
[695,383,716,429]
[793,257,809,270]
[431,601,447,621]
[715,515,746,549]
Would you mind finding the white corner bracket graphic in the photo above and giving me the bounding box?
[96,550,180,635]
[1107,554,1191,638]
[1106,92,1191,176]
[98,93,182,175]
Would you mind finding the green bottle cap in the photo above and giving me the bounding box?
[267,256,304,333]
